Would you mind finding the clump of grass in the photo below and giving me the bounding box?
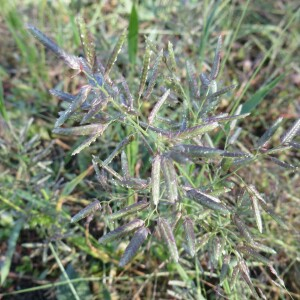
[26,16,299,299]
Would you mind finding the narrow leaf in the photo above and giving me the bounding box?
[128,4,138,65]
[71,200,101,223]
[98,219,144,244]
[241,74,284,114]
[1,218,25,284]
[119,227,150,267]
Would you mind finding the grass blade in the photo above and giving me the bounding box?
[128,4,138,65]
[1,218,25,284]
[0,80,8,121]
[241,74,284,114]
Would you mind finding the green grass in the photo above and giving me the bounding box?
[0,1,300,299]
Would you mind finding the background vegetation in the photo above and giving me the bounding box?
[0,0,299,299]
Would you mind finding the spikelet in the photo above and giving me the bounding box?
[143,49,163,101]
[170,122,219,140]
[289,141,300,150]
[158,218,179,262]
[257,117,283,148]
[101,134,135,167]
[186,61,199,99]
[52,123,106,136]
[119,227,150,267]
[246,185,263,233]
[238,245,270,266]
[238,260,260,299]
[72,123,109,156]
[246,185,288,229]
[105,28,127,78]
[80,95,108,124]
[49,89,75,103]
[220,255,230,284]
[27,24,81,70]
[151,154,161,206]
[93,156,123,181]
[203,112,248,123]
[210,35,222,80]
[171,144,224,159]
[250,242,276,254]
[77,15,95,70]
[148,89,170,125]
[106,200,149,221]
[98,219,144,244]
[233,214,254,244]
[167,41,177,72]
[121,76,134,111]
[185,187,230,214]
[138,45,151,97]
[55,86,91,128]
[119,177,149,190]
[70,200,101,223]
[121,151,130,178]
[183,217,196,257]
[205,84,237,102]
[230,264,240,289]
[161,155,178,203]
[280,118,300,144]
[268,156,297,170]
